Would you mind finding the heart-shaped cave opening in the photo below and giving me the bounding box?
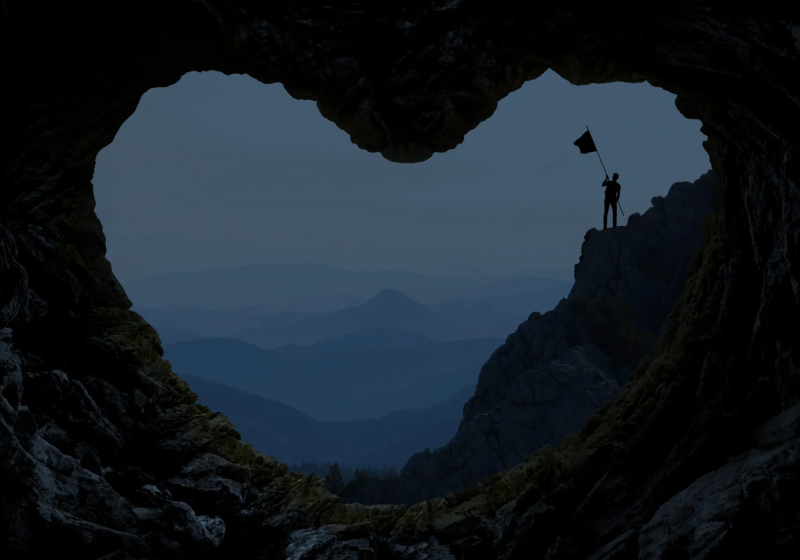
[90,68,711,509]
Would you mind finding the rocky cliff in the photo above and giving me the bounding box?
[398,171,718,504]
[573,172,721,339]
[2,2,799,559]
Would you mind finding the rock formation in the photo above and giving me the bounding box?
[400,346,622,504]
[1,2,799,559]
[398,172,718,504]
[573,172,721,338]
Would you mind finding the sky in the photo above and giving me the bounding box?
[94,69,711,284]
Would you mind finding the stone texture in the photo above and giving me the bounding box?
[400,347,621,503]
[1,2,799,559]
[637,404,800,559]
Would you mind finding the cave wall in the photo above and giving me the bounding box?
[1,1,799,559]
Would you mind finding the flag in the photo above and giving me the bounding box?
[573,130,597,154]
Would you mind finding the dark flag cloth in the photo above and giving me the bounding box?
[574,130,597,154]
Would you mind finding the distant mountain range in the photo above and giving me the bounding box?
[124,262,572,310]
[235,289,450,347]
[274,327,439,361]
[133,308,322,343]
[129,262,573,465]
[139,285,571,346]
[164,328,502,421]
[152,327,206,345]
[429,284,574,338]
[183,374,474,468]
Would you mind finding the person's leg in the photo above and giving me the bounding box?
[612,201,618,227]
[603,202,609,229]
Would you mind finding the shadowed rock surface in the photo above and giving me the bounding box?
[400,346,622,504]
[1,2,799,560]
[397,172,718,504]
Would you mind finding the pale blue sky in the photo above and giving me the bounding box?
[94,69,711,283]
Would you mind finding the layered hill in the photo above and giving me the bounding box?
[164,332,502,421]
[272,326,440,360]
[429,283,571,339]
[125,261,570,310]
[183,374,474,468]
[234,289,452,347]
[133,307,321,340]
[135,283,572,344]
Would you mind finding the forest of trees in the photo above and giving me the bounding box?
[289,461,403,504]
[289,461,398,482]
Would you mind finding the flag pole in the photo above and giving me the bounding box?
[587,126,609,177]
[587,126,622,215]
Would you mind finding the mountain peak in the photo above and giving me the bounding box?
[363,289,432,311]
[372,288,413,300]
[341,289,443,335]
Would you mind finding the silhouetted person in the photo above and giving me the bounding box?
[602,172,621,229]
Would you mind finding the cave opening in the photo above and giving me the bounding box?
[90,68,711,503]
[5,5,798,558]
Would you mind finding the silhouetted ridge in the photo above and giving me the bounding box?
[182,374,474,468]
[235,288,450,348]
[274,327,440,359]
[164,334,500,421]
